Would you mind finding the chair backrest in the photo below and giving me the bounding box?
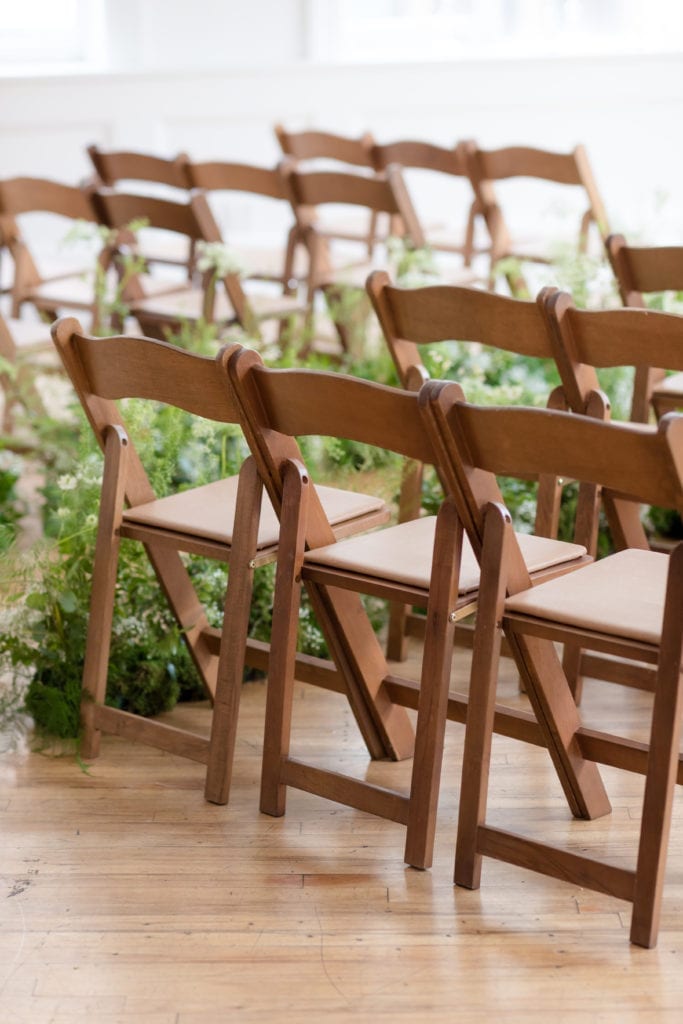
[606,233,683,309]
[188,160,287,199]
[0,177,98,222]
[466,143,609,258]
[92,188,221,242]
[274,124,376,169]
[370,139,470,177]
[0,177,102,298]
[604,234,683,422]
[421,377,683,592]
[51,316,239,507]
[282,163,426,249]
[543,287,683,417]
[93,186,254,326]
[87,145,193,191]
[367,270,560,387]
[225,344,435,547]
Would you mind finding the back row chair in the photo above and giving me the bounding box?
[606,232,683,421]
[274,127,611,291]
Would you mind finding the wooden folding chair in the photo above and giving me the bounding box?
[465,144,610,291]
[606,233,683,421]
[87,145,195,276]
[187,159,302,293]
[426,384,683,946]
[226,344,598,869]
[274,124,379,256]
[92,188,305,344]
[370,138,485,269]
[0,177,110,330]
[50,317,392,804]
[368,271,587,661]
[282,162,427,354]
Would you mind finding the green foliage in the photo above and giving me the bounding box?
[4,216,680,743]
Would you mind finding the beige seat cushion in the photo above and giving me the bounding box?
[131,286,234,322]
[306,517,586,594]
[131,286,302,324]
[123,477,385,550]
[504,547,669,645]
[29,275,95,309]
[3,317,53,352]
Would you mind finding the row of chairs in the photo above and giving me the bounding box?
[52,271,683,949]
[274,125,610,281]
[1,161,682,435]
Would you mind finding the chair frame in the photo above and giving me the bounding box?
[370,138,484,266]
[465,143,610,290]
[606,232,683,422]
[50,317,394,805]
[423,383,683,947]
[226,344,604,870]
[0,176,111,330]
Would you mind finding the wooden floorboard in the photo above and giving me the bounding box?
[2,644,683,1023]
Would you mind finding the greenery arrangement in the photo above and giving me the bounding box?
[0,232,680,745]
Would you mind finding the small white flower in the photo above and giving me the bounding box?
[196,241,245,278]
[57,474,77,492]
[85,514,98,528]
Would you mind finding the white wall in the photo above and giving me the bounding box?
[1,1,682,245]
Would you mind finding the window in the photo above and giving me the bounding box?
[0,0,105,68]
[309,0,683,63]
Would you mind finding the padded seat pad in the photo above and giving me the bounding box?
[131,286,234,321]
[504,547,669,645]
[132,286,301,322]
[123,477,385,550]
[307,517,586,594]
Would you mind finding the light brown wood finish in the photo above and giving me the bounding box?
[464,143,610,291]
[368,272,583,660]
[281,162,425,354]
[49,317,391,806]
[435,387,683,946]
[225,345,596,870]
[93,188,305,342]
[7,662,683,1022]
[606,233,683,421]
[0,176,108,327]
[274,123,379,256]
[187,159,301,292]
[542,287,683,549]
[86,145,196,275]
[370,137,484,266]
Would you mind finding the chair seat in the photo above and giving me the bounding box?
[131,286,303,324]
[123,476,386,550]
[306,516,586,594]
[4,317,53,352]
[653,371,683,399]
[504,547,669,645]
[27,275,96,310]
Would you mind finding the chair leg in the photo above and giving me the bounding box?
[455,503,511,888]
[204,457,263,805]
[260,460,310,817]
[80,427,129,760]
[404,500,463,870]
[630,545,683,947]
[385,601,409,662]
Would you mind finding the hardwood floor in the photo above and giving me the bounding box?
[2,646,683,1023]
